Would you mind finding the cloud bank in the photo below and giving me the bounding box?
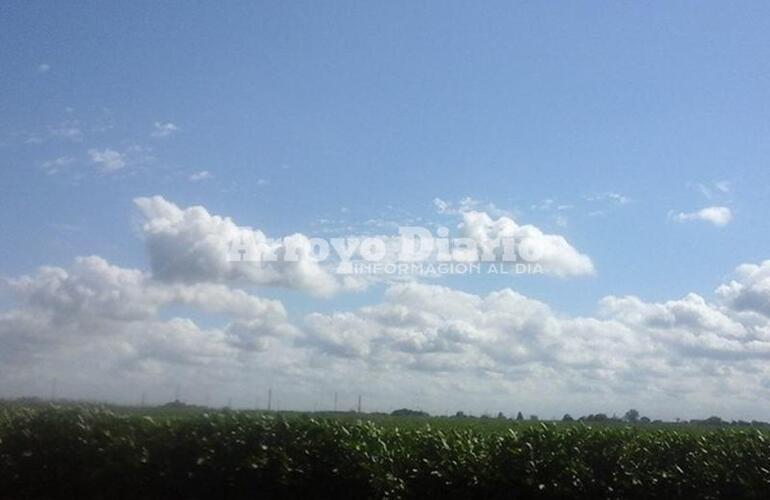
[2,197,769,419]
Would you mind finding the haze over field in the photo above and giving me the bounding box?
[2,2,770,421]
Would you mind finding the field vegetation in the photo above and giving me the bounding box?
[2,401,770,498]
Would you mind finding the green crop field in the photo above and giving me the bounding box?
[2,405,770,499]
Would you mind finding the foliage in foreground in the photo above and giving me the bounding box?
[1,407,770,499]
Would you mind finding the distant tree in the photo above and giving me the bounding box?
[639,416,651,424]
[582,413,610,423]
[562,413,574,422]
[162,400,191,410]
[497,411,506,419]
[703,416,723,426]
[624,409,640,423]
[390,408,429,417]
[516,411,524,421]
[529,415,539,421]
[454,411,466,418]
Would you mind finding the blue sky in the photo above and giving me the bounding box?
[2,2,770,418]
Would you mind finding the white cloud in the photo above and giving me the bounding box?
[715,181,731,194]
[692,181,731,199]
[672,206,733,227]
[133,195,353,296]
[41,156,75,175]
[554,215,568,228]
[0,256,296,371]
[189,170,213,182]
[24,136,44,145]
[606,192,630,204]
[6,251,770,417]
[89,148,126,172]
[432,197,451,214]
[6,256,287,323]
[430,198,592,276]
[132,196,593,292]
[151,122,178,138]
[433,196,511,218]
[585,192,631,205]
[8,193,770,417]
[530,198,573,212]
[458,211,595,276]
[299,266,770,418]
[50,122,83,141]
[716,261,770,318]
[305,282,611,370]
[37,63,50,73]
[0,256,302,404]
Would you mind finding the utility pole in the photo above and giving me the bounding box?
[357,394,362,413]
[267,388,272,411]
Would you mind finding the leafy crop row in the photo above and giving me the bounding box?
[1,407,769,499]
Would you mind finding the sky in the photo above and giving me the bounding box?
[2,2,770,420]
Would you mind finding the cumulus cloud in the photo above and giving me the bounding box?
[6,256,288,324]
[7,193,770,417]
[133,196,351,296]
[299,268,770,417]
[6,253,770,417]
[0,252,311,408]
[0,255,297,387]
[304,282,639,375]
[672,206,733,226]
[151,122,178,138]
[430,198,593,276]
[132,196,594,293]
[457,211,595,276]
[716,261,770,318]
[89,148,126,172]
[86,145,153,174]
[189,170,212,182]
